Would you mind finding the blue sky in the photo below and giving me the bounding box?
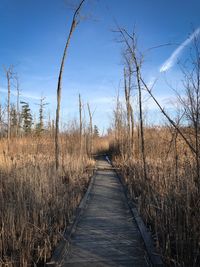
[0,0,200,131]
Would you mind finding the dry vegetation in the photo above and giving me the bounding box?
[108,28,200,267]
[0,134,94,266]
[109,127,199,266]
[1,2,200,266]
[0,3,96,265]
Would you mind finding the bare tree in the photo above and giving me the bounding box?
[55,0,86,170]
[87,102,95,155]
[130,104,134,152]
[120,28,200,187]
[14,75,20,136]
[113,92,125,157]
[4,65,14,141]
[141,78,197,154]
[79,93,83,154]
[124,66,135,155]
[118,28,147,180]
[140,65,200,190]
[124,68,131,152]
[175,35,200,190]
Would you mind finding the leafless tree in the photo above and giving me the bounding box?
[113,92,126,157]
[175,35,200,190]
[4,65,14,141]
[141,78,197,154]
[14,75,21,136]
[124,64,135,155]
[55,0,86,170]
[87,102,94,155]
[124,68,131,152]
[79,93,83,154]
[118,28,147,180]
[140,46,200,191]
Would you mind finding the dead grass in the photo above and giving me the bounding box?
[92,136,110,155]
[0,134,94,266]
[110,127,200,267]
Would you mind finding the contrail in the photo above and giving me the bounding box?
[160,27,200,72]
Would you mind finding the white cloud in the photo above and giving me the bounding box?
[160,27,200,72]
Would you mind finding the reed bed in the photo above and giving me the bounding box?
[0,134,94,266]
[110,127,200,267]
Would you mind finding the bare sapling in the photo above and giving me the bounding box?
[55,0,86,170]
[79,93,83,155]
[118,28,147,180]
[124,68,131,155]
[4,65,14,141]
[15,75,20,137]
[87,102,94,155]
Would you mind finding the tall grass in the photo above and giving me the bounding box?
[0,134,94,266]
[110,127,200,267]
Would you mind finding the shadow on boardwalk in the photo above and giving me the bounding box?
[54,156,150,267]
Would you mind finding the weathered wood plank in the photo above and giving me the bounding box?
[61,157,150,267]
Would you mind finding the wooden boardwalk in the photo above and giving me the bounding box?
[60,157,149,267]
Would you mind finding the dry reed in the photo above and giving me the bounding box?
[110,127,200,267]
[0,134,94,266]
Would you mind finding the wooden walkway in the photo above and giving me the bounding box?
[60,157,149,267]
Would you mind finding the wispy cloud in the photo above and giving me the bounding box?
[160,27,200,72]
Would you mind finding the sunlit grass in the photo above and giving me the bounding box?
[0,134,94,266]
[110,127,200,267]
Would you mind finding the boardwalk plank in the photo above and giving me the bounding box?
[61,157,149,267]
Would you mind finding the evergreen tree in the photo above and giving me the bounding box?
[20,101,32,134]
[10,104,18,128]
[93,125,99,137]
[10,104,18,136]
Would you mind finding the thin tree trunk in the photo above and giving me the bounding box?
[87,102,93,155]
[118,28,146,177]
[0,104,1,138]
[79,94,83,155]
[130,104,134,154]
[141,77,197,155]
[16,77,20,137]
[7,73,11,140]
[135,64,147,180]
[55,0,86,170]
[124,68,131,154]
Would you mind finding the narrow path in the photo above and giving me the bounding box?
[62,157,149,267]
